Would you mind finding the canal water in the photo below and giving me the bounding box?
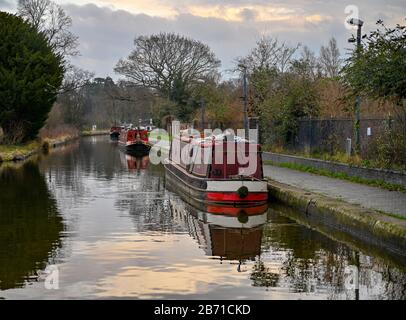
[0,136,405,300]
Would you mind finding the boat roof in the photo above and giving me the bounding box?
[178,131,259,148]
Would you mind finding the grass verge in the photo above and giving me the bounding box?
[264,160,406,193]
[81,130,109,136]
[0,134,80,163]
[0,141,39,162]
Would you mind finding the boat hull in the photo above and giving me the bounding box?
[120,141,151,156]
[110,132,120,140]
[165,160,268,206]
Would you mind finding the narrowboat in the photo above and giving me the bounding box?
[110,126,121,140]
[164,131,268,206]
[119,127,151,156]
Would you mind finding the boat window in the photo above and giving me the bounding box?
[192,163,208,177]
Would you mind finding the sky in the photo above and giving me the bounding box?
[1,0,405,79]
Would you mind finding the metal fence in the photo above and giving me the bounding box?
[266,117,400,157]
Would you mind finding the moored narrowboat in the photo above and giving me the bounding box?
[110,126,121,140]
[164,132,268,206]
[119,127,151,156]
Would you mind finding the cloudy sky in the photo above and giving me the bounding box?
[1,0,405,78]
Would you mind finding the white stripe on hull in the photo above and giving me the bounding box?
[206,180,268,192]
[197,211,268,229]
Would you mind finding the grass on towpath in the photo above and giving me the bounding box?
[264,160,406,193]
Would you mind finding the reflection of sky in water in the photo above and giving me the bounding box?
[0,136,405,300]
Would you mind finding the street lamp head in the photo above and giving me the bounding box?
[238,63,247,70]
[347,18,364,27]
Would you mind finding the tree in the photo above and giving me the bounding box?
[319,37,342,78]
[237,36,299,74]
[114,33,221,103]
[17,0,79,58]
[0,12,64,143]
[342,20,406,104]
[56,66,94,128]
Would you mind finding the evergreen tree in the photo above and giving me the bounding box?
[0,11,64,143]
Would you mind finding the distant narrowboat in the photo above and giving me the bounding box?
[164,131,268,206]
[110,126,121,140]
[119,127,151,156]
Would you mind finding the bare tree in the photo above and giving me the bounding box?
[61,66,94,92]
[319,37,342,78]
[114,33,221,97]
[57,66,94,127]
[297,45,321,79]
[237,36,299,73]
[18,0,79,57]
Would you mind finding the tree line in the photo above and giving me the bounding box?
[0,0,404,164]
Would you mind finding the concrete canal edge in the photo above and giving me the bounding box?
[267,179,406,258]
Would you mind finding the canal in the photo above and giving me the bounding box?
[0,136,405,300]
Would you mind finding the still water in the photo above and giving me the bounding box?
[0,136,405,300]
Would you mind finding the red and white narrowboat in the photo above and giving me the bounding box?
[119,127,151,156]
[164,132,268,206]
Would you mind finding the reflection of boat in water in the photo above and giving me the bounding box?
[165,131,268,206]
[120,152,149,171]
[170,195,268,262]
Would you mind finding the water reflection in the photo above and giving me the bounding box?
[170,197,268,263]
[250,208,406,299]
[0,136,404,299]
[0,162,63,290]
[120,153,149,171]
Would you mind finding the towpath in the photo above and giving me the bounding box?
[263,165,406,217]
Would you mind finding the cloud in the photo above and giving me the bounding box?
[55,1,405,79]
[0,0,14,10]
[1,1,404,79]
[239,8,258,21]
[64,3,343,78]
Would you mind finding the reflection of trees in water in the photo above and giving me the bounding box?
[39,137,122,210]
[251,210,406,299]
[0,162,64,290]
[115,165,182,233]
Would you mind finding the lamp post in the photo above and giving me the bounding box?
[200,98,206,133]
[238,64,249,138]
[348,18,364,154]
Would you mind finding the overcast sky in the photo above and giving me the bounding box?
[1,0,405,79]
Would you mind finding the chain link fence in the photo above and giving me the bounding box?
[262,116,406,168]
[294,118,391,156]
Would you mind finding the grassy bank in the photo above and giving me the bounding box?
[264,160,406,193]
[263,146,406,172]
[81,130,109,137]
[0,141,39,162]
[0,130,108,163]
